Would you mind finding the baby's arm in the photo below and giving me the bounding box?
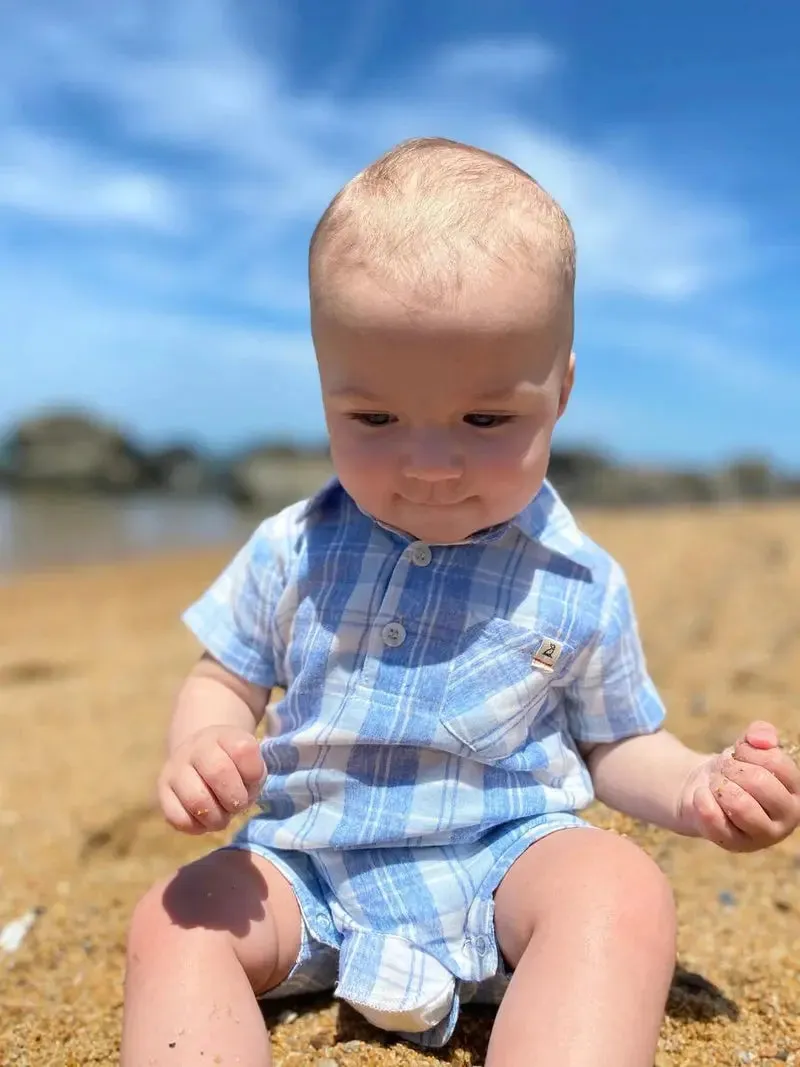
[165,516,288,834]
[562,557,799,854]
[581,724,800,850]
[580,730,709,835]
[167,652,268,754]
[158,654,270,834]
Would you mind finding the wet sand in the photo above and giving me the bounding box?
[1,502,799,1066]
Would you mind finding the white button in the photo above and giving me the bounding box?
[381,621,406,647]
[409,541,432,567]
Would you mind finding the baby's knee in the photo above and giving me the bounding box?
[589,834,677,954]
[131,849,271,932]
[496,828,677,968]
[125,848,302,993]
[126,876,179,957]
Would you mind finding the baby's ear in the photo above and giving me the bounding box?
[557,351,576,418]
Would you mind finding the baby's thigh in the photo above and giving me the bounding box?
[493,827,676,970]
[127,846,303,995]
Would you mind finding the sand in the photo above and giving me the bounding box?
[1,502,799,1066]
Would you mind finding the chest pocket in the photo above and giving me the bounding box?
[440,618,572,764]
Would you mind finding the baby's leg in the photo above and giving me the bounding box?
[488,827,676,1067]
[121,848,302,1067]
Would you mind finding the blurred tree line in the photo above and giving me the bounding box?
[0,409,797,510]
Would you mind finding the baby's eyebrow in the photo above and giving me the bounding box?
[471,388,520,404]
[329,388,384,403]
[471,383,545,405]
[330,384,538,406]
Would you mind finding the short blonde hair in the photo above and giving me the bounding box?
[309,137,575,304]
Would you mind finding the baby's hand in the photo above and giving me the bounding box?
[678,721,800,852]
[157,725,266,834]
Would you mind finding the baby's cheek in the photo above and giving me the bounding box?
[335,436,394,484]
[481,437,545,486]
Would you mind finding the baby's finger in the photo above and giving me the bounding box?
[741,720,780,750]
[692,784,751,851]
[192,744,251,814]
[722,758,797,824]
[713,776,777,841]
[732,740,800,796]
[170,765,230,831]
[160,785,207,835]
[218,732,266,794]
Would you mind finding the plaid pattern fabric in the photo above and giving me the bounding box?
[182,477,665,1044]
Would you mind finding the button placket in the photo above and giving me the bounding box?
[356,549,410,686]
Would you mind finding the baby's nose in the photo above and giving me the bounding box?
[401,433,462,482]
[403,461,462,483]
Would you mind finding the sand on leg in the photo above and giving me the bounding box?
[486,827,677,1067]
[120,847,303,1067]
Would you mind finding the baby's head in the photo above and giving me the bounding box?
[309,137,576,544]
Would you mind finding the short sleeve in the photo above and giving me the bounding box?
[564,563,665,743]
[181,521,286,689]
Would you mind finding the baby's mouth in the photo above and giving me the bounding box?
[400,495,473,508]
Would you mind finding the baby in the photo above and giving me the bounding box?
[120,138,800,1067]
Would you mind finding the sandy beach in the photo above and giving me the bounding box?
[1,502,799,1066]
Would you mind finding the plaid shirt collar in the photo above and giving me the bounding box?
[301,476,577,556]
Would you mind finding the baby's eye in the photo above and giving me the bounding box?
[350,412,395,427]
[464,413,514,429]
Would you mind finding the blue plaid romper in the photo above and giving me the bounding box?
[182,477,665,1047]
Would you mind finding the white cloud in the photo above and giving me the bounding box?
[484,125,750,300]
[599,320,800,401]
[0,259,312,369]
[0,128,182,231]
[432,37,562,86]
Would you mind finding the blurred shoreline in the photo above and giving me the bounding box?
[0,489,264,578]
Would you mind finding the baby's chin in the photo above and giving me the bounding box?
[377,498,510,545]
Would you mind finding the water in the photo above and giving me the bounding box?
[0,490,269,577]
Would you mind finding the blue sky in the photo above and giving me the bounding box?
[1,0,798,467]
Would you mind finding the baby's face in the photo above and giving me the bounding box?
[313,273,574,544]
